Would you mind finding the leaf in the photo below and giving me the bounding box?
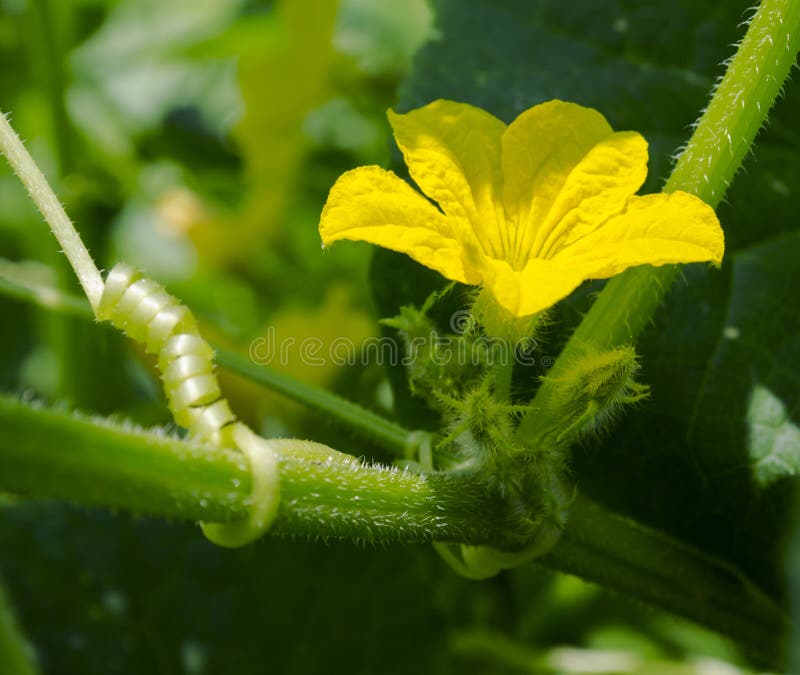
[374,0,800,602]
[575,233,800,595]
[0,500,748,674]
[335,0,433,76]
[69,0,244,157]
[0,502,503,674]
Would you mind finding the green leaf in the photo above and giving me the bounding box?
[69,0,245,161]
[0,502,512,674]
[577,233,800,596]
[0,501,751,674]
[335,0,433,76]
[0,508,343,672]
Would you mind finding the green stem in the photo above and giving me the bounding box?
[0,577,39,675]
[0,112,103,308]
[542,496,790,669]
[215,348,417,454]
[519,0,800,436]
[492,357,514,403]
[0,264,419,454]
[0,394,788,667]
[663,0,800,205]
[0,394,515,546]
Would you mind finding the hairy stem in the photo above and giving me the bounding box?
[0,112,102,309]
[0,394,788,666]
[0,395,515,546]
[664,0,800,204]
[519,0,800,436]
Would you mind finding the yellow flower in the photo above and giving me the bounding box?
[319,99,724,317]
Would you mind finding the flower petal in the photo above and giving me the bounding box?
[387,100,508,258]
[501,100,617,267]
[319,165,483,284]
[532,131,649,258]
[553,191,725,278]
[480,257,586,318]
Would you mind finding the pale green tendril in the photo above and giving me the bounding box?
[0,110,285,548]
[201,425,281,547]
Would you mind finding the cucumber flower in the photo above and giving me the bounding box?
[319,100,724,317]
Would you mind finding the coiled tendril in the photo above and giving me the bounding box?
[97,262,280,547]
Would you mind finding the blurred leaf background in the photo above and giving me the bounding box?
[0,0,797,672]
